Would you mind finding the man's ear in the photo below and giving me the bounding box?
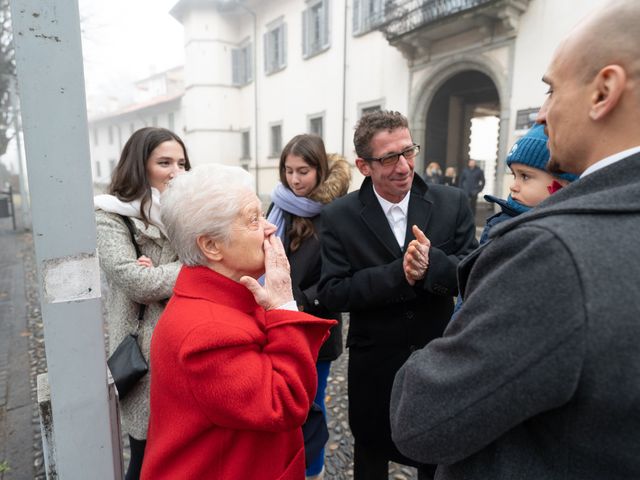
[590,64,626,120]
[355,158,371,177]
[196,235,223,262]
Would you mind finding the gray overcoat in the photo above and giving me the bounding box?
[391,153,640,479]
[96,210,180,440]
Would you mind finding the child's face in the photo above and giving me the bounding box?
[508,163,557,207]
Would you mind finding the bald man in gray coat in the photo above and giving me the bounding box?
[391,2,640,479]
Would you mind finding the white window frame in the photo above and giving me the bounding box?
[264,19,287,75]
[269,122,283,158]
[307,112,325,140]
[302,0,331,59]
[353,0,385,36]
[232,39,253,86]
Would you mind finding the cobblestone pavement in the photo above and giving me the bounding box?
[18,232,418,479]
[21,233,46,479]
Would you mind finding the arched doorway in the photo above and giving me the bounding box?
[424,70,500,200]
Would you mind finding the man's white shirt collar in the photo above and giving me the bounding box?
[372,186,410,247]
[581,145,640,178]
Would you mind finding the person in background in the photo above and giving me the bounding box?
[458,159,485,219]
[94,127,190,480]
[318,110,477,479]
[141,164,335,480]
[268,134,351,479]
[443,166,457,187]
[478,123,577,244]
[423,162,443,184]
[390,1,640,478]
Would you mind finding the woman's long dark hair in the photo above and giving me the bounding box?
[279,134,329,252]
[108,127,191,225]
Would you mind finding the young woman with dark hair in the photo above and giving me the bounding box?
[94,127,190,480]
[268,134,351,479]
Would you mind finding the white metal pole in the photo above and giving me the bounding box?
[9,0,120,478]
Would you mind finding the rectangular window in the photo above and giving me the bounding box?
[361,104,382,117]
[108,125,114,145]
[93,127,99,146]
[130,123,135,135]
[515,107,540,131]
[302,0,330,58]
[168,113,175,132]
[264,21,287,75]
[308,114,324,140]
[151,116,158,127]
[241,130,251,159]
[270,123,282,157]
[353,0,385,35]
[109,159,117,175]
[232,42,253,86]
[95,161,102,178]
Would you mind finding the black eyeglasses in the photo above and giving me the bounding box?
[362,144,421,167]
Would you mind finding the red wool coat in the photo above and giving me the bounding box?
[140,266,336,480]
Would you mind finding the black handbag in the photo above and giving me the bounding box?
[107,216,149,400]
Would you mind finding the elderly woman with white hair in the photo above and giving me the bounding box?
[140,164,335,480]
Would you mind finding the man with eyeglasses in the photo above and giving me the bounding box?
[318,110,477,479]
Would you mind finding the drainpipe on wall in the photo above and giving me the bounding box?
[340,0,348,156]
[236,1,259,196]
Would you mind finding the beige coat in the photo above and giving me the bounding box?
[96,210,180,439]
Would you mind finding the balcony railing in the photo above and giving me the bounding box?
[380,0,496,41]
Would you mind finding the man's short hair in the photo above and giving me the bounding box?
[354,110,410,159]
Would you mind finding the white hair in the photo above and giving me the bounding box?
[161,163,255,266]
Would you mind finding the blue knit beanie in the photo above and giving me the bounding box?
[506,124,578,182]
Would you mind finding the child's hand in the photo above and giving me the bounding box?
[137,255,153,268]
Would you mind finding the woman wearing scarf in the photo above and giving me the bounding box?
[94,127,190,480]
[267,134,351,479]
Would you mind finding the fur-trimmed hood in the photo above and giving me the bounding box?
[309,154,352,204]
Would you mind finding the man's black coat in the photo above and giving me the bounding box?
[318,174,477,459]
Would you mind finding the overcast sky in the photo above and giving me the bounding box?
[79,0,184,111]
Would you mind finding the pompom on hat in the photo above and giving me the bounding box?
[506,124,578,182]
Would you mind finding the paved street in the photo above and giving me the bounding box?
[0,225,419,479]
[0,226,41,480]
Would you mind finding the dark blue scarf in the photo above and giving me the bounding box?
[505,195,531,214]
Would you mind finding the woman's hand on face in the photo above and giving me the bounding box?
[239,234,294,310]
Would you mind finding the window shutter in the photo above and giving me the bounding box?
[280,24,287,69]
[232,48,240,85]
[353,0,361,35]
[246,44,253,82]
[302,9,309,57]
[263,32,268,73]
[322,0,331,48]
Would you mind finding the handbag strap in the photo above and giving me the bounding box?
[119,215,147,330]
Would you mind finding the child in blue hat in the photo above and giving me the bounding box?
[479,123,577,244]
[452,124,577,316]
